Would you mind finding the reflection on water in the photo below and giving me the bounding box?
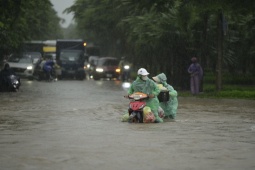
[122,82,131,92]
[93,79,131,92]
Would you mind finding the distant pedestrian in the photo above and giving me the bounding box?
[188,57,203,95]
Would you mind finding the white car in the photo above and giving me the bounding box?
[7,55,35,80]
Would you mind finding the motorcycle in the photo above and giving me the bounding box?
[127,92,148,123]
[34,65,58,82]
[121,65,130,81]
[34,68,57,82]
[0,74,21,92]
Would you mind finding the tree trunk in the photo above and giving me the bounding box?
[216,10,223,91]
[200,12,209,92]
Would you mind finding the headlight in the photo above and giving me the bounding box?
[133,94,141,100]
[124,65,130,70]
[96,68,104,72]
[116,68,121,73]
[27,66,33,70]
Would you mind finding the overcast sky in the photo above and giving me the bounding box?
[50,0,75,28]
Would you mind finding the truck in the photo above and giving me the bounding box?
[56,39,86,80]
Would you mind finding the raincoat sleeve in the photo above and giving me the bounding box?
[128,82,135,95]
[187,64,193,74]
[167,85,178,97]
[151,81,160,97]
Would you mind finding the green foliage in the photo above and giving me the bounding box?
[65,0,254,90]
[202,89,255,100]
[0,0,63,57]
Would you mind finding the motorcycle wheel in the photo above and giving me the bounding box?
[128,111,143,123]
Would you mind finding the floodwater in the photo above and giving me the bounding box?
[0,79,255,170]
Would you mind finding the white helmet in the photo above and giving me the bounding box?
[137,68,149,76]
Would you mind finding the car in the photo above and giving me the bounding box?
[92,57,120,80]
[7,54,35,80]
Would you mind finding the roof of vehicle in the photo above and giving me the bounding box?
[57,39,84,42]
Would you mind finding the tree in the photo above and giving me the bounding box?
[0,0,63,61]
[66,0,255,89]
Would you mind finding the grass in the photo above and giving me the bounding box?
[179,87,255,100]
[178,71,255,100]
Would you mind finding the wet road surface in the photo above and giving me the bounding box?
[0,79,255,170]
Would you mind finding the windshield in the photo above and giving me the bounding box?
[98,58,119,66]
[8,56,32,63]
[60,51,82,61]
[19,57,32,63]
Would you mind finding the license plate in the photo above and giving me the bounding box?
[106,74,112,78]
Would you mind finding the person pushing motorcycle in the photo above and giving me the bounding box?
[128,68,163,123]
[152,73,178,121]
[43,58,55,81]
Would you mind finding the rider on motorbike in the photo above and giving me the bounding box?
[127,68,163,123]
[119,57,131,81]
[0,63,20,91]
[0,63,14,82]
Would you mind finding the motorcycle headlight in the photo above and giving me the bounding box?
[133,94,141,100]
[96,68,104,72]
[27,66,33,70]
[124,65,130,70]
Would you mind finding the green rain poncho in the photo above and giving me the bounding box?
[153,73,178,119]
[128,76,163,123]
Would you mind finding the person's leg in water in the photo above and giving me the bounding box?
[152,109,163,123]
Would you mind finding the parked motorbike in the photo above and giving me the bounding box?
[127,92,148,123]
[0,74,21,92]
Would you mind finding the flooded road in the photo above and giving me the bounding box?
[1,79,255,170]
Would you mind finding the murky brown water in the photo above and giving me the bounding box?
[1,79,255,170]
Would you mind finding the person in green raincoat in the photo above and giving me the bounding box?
[128,68,163,123]
[152,73,178,120]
